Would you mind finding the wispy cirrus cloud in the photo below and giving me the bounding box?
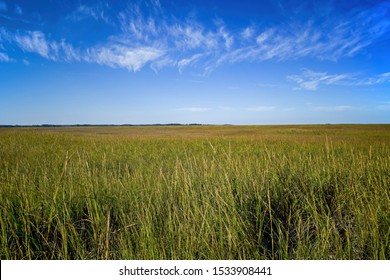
[216,2,390,66]
[87,44,164,72]
[241,27,255,40]
[215,20,234,50]
[66,3,112,25]
[14,31,50,59]
[350,72,390,86]
[1,0,389,74]
[3,26,162,70]
[172,24,219,51]
[177,53,204,73]
[217,6,389,65]
[0,52,12,62]
[118,0,390,72]
[288,69,351,90]
[12,30,80,61]
[288,69,390,90]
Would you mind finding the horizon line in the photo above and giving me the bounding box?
[1,123,389,128]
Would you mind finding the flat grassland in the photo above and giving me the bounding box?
[0,125,389,259]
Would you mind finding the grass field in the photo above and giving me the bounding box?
[0,125,389,259]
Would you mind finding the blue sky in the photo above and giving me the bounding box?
[1,0,389,125]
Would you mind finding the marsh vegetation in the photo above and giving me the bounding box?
[0,125,389,259]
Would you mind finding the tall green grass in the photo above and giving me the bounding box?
[0,126,389,259]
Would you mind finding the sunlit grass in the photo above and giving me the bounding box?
[0,125,389,259]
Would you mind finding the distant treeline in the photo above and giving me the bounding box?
[0,123,226,128]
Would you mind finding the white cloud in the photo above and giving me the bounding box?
[256,29,273,45]
[118,10,158,42]
[67,4,112,25]
[169,23,218,51]
[2,1,390,74]
[118,6,223,63]
[14,31,50,59]
[4,26,162,71]
[178,107,211,112]
[12,31,80,62]
[150,56,176,73]
[177,53,203,73]
[150,57,174,72]
[58,40,81,61]
[88,45,164,72]
[219,23,345,65]
[288,70,351,90]
[217,3,390,65]
[351,72,390,86]
[218,26,234,49]
[288,69,390,90]
[241,27,255,39]
[0,52,12,62]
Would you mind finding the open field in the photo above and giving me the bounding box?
[0,125,389,259]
